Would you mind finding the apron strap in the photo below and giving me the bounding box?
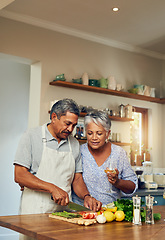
[68,136,72,152]
[42,124,47,147]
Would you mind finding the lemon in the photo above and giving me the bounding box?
[103,210,115,222]
[106,206,117,213]
[115,211,125,221]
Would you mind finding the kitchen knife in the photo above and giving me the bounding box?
[67,201,91,212]
[51,195,91,212]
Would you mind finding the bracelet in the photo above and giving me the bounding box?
[84,193,91,199]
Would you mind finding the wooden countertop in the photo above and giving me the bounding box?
[0,206,165,240]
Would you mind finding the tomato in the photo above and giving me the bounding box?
[78,211,85,216]
[88,213,94,219]
[82,212,90,219]
[82,212,97,219]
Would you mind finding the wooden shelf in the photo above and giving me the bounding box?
[78,138,130,146]
[49,80,163,104]
[79,112,133,121]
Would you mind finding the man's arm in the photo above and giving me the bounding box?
[14,164,69,206]
[72,172,102,211]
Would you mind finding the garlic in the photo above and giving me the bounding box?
[96,214,106,224]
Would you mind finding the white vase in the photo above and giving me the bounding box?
[108,76,116,90]
[150,88,155,97]
[82,72,89,85]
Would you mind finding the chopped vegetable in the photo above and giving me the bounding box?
[82,212,97,219]
[52,211,82,219]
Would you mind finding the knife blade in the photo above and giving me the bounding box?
[67,201,91,212]
[51,195,91,212]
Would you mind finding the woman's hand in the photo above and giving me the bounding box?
[84,195,102,212]
[106,168,119,185]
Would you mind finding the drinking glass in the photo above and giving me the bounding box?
[104,158,117,192]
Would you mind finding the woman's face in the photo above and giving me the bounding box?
[86,121,109,150]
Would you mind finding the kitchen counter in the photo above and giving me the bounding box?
[0,206,165,240]
[136,188,164,196]
[122,188,165,205]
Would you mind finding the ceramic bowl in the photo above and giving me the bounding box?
[128,88,138,94]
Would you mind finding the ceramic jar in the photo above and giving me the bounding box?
[143,85,151,96]
[100,78,108,88]
[150,88,155,97]
[108,76,116,90]
[125,104,135,118]
[82,72,89,85]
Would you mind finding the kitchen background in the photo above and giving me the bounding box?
[0,15,165,240]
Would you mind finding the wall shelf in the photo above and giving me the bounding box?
[49,80,164,104]
[79,112,133,121]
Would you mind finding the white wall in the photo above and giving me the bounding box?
[0,56,30,240]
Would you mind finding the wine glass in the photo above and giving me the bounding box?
[104,158,117,192]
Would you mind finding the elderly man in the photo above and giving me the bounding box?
[14,99,101,220]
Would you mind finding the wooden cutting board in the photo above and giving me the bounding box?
[49,214,97,226]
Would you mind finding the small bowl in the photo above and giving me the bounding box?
[128,88,138,94]
[55,74,65,80]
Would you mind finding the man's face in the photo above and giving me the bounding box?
[51,111,78,142]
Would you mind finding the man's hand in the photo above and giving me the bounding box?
[84,195,102,212]
[19,184,24,191]
[51,186,69,206]
[15,164,69,205]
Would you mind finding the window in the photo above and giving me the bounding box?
[130,107,148,166]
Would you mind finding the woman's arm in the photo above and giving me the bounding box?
[106,168,136,193]
[72,172,102,211]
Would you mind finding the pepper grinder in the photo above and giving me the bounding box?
[132,195,142,225]
[145,195,154,224]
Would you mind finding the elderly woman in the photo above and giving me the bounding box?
[72,110,138,205]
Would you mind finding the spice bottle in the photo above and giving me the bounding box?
[145,195,154,224]
[132,195,141,225]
